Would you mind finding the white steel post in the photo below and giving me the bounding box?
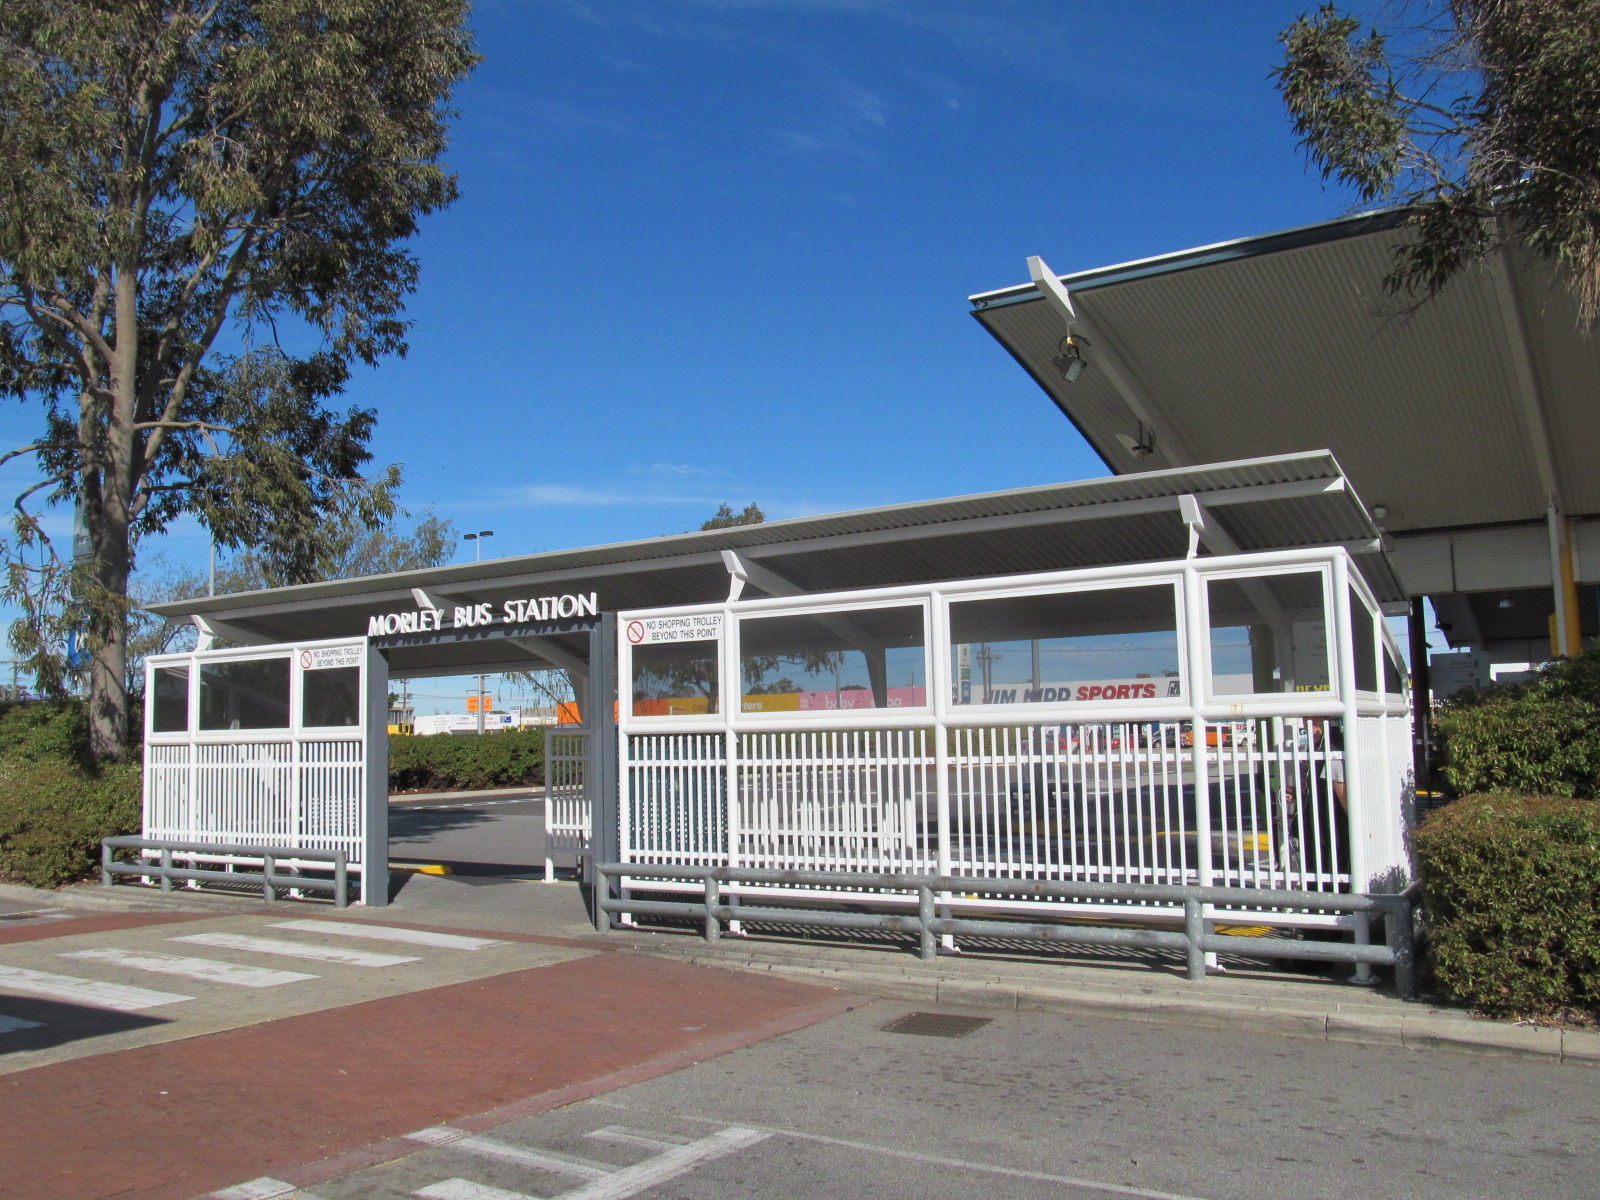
[1182,563,1216,969]
[929,591,954,949]
[1332,555,1366,894]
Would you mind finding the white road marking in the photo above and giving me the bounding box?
[209,1179,329,1200]
[272,920,502,950]
[0,964,193,1011]
[671,1114,1217,1200]
[415,1181,534,1200]
[61,948,316,988]
[0,1014,44,1033]
[584,1126,691,1151]
[556,1126,768,1200]
[404,1126,612,1178]
[170,932,420,967]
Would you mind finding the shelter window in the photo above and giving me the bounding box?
[1383,641,1406,696]
[740,606,926,713]
[151,665,190,733]
[632,640,719,718]
[948,584,1181,707]
[302,666,362,728]
[199,658,291,730]
[1206,573,1330,696]
[1349,588,1379,693]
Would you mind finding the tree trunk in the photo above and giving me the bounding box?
[87,539,130,763]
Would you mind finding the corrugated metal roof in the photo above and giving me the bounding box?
[972,212,1595,551]
[147,450,1402,649]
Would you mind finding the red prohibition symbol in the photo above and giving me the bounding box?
[626,621,646,645]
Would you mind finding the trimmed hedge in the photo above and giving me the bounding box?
[388,728,546,792]
[1416,794,1600,1017]
[1438,642,1600,798]
[0,701,141,890]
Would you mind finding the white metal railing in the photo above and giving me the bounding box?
[616,546,1414,932]
[544,729,591,878]
[143,738,366,866]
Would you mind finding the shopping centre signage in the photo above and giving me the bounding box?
[366,591,599,637]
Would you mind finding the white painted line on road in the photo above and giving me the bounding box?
[0,1014,43,1033]
[272,920,502,950]
[404,1126,612,1178]
[209,1178,330,1200]
[0,964,193,1011]
[676,1115,1216,1200]
[415,1181,535,1200]
[170,932,421,968]
[61,948,317,989]
[557,1127,769,1200]
[584,1126,692,1151]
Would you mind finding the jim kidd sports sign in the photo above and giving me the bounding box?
[367,591,599,637]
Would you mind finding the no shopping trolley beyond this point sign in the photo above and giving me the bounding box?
[626,614,724,645]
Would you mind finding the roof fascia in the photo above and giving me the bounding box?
[969,209,1412,312]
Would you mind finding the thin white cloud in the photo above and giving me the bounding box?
[487,483,723,508]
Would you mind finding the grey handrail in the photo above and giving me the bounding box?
[595,863,1417,996]
[101,836,349,908]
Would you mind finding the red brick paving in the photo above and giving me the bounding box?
[1,950,847,1200]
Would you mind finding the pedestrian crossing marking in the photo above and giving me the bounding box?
[584,1126,692,1151]
[416,1182,531,1200]
[405,1126,612,1178]
[412,1126,769,1200]
[210,1178,329,1200]
[171,932,420,968]
[61,948,317,988]
[0,964,193,1011]
[271,920,502,950]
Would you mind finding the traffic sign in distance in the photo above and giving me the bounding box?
[466,695,480,712]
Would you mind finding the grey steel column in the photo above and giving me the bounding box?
[1407,597,1432,792]
[361,642,390,907]
[589,613,620,931]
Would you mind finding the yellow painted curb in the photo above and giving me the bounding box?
[390,862,452,875]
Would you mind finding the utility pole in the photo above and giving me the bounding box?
[476,674,489,735]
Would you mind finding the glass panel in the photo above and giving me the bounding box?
[949,585,1181,707]
[302,665,362,727]
[740,606,925,712]
[1207,573,1330,695]
[1350,588,1378,693]
[151,665,190,733]
[199,658,291,730]
[1384,642,1405,696]
[632,640,718,717]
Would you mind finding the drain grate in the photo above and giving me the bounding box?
[881,1011,992,1038]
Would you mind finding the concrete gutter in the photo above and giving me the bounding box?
[612,928,1600,1068]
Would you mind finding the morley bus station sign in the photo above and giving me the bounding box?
[366,591,599,636]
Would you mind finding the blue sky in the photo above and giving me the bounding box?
[7,1,1423,709]
[319,0,1371,552]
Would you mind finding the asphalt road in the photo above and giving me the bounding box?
[294,1000,1600,1200]
[388,791,549,877]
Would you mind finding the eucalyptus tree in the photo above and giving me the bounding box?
[0,0,478,759]
[1275,2,1600,318]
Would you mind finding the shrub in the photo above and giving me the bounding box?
[388,728,546,792]
[0,699,94,768]
[1437,690,1600,798]
[1416,794,1600,1017]
[0,757,142,889]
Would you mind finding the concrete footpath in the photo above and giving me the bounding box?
[12,873,1599,1068]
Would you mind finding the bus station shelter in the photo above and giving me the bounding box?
[972,209,1600,762]
[143,451,1415,973]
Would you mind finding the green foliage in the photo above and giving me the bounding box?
[388,729,546,793]
[1416,794,1600,1017]
[1439,690,1600,798]
[700,503,766,530]
[1274,2,1600,320]
[0,700,140,888]
[0,0,479,757]
[1438,641,1600,797]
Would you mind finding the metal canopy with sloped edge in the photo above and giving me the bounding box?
[144,451,1397,679]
